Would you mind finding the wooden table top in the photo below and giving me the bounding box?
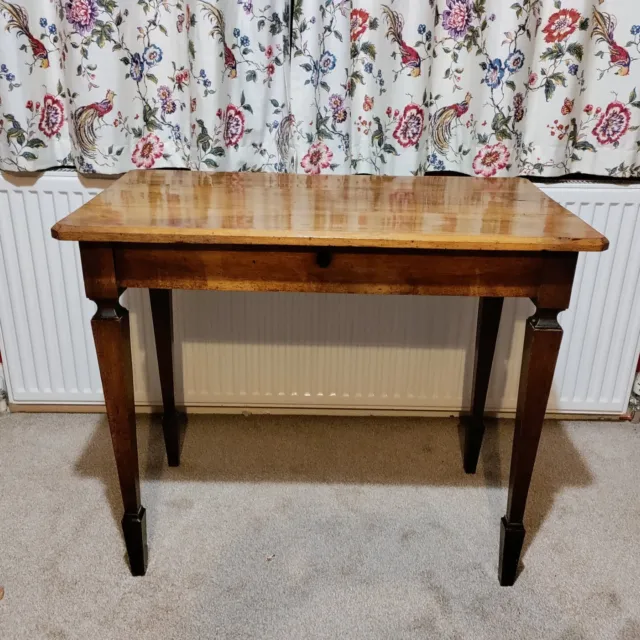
[52,171,608,252]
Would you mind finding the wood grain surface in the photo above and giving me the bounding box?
[113,245,577,300]
[52,171,608,252]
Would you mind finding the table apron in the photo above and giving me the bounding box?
[105,244,577,304]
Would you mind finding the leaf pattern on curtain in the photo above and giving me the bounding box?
[0,0,639,177]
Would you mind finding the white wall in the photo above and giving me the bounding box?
[1,171,639,415]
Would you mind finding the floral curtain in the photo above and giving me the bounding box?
[290,0,640,178]
[0,0,291,173]
[1,0,639,177]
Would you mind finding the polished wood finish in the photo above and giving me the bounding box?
[149,289,180,467]
[58,171,608,584]
[81,244,147,576]
[499,306,565,586]
[464,297,504,474]
[114,245,578,299]
[53,171,608,252]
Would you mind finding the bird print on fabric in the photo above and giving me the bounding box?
[431,93,472,155]
[73,90,116,157]
[0,1,50,69]
[591,6,631,77]
[276,113,296,171]
[200,2,238,79]
[381,5,421,77]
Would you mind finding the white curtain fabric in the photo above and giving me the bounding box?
[1,0,639,177]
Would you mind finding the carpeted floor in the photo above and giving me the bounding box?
[0,412,638,639]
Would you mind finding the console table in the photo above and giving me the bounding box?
[52,170,608,585]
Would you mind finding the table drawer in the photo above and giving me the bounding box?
[112,244,576,301]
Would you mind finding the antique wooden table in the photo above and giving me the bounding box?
[52,170,608,585]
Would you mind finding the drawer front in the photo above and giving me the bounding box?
[114,244,575,300]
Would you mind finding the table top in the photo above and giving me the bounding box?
[52,170,608,252]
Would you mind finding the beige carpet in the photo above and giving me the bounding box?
[0,412,638,639]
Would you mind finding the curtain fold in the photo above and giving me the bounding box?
[1,0,639,177]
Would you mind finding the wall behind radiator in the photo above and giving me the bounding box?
[0,172,639,415]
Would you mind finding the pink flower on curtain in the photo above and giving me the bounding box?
[561,98,574,115]
[38,94,65,137]
[472,143,510,177]
[350,9,369,41]
[131,133,164,168]
[157,86,172,100]
[223,105,246,147]
[301,141,333,174]
[328,94,343,111]
[175,70,189,88]
[65,0,99,34]
[592,101,631,145]
[442,0,472,40]
[392,104,424,148]
[542,9,581,43]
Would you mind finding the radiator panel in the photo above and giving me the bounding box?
[1,173,638,415]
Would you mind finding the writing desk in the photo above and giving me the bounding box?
[52,170,608,585]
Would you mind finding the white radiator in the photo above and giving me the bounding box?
[1,172,639,415]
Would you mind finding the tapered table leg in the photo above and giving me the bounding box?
[464,297,504,474]
[499,306,564,586]
[92,300,148,576]
[149,289,181,466]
